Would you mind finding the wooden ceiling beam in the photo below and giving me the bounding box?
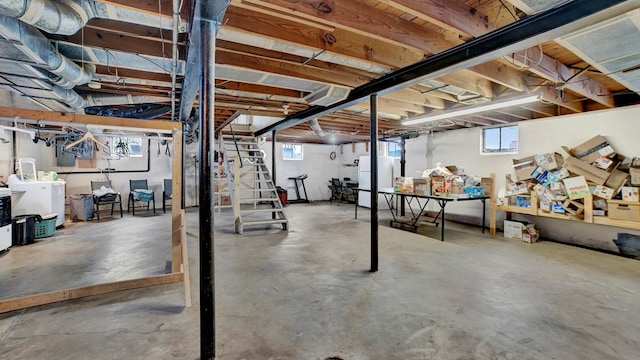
[382,0,613,107]
[95,0,191,19]
[240,0,453,53]
[216,48,367,88]
[50,29,186,60]
[223,6,424,69]
[236,0,522,99]
[377,0,491,39]
[215,80,305,99]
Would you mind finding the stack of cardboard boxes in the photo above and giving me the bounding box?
[505,135,639,221]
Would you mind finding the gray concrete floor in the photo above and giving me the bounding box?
[0,202,639,359]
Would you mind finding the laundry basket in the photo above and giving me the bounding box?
[34,214,57,239]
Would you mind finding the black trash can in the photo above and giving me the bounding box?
[12,214,42,246]
[276,186,288,206]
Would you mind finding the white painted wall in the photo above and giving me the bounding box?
[402,104,640,252]
[261,141,344,201]
[0,134,173,210]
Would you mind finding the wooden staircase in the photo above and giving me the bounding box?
[217,125,288,234]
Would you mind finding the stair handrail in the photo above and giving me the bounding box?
[229,123,243,168]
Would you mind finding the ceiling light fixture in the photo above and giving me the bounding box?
[401,93,542,126]
[282,103,289,115]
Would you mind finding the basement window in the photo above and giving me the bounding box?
[111,137,143,157]
[387,142,402,158]
[482,125,518,154]
[283,143,303,160]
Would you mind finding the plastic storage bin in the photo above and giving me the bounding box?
[34,214,57,238]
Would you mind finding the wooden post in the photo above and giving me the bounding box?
[181,210,192,307]
[172,129,184,273]
[489,172,497,236]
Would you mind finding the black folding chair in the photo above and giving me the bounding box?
[91,180,123,221]
[128,179,155,215]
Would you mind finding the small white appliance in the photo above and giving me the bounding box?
[0,188,11,251]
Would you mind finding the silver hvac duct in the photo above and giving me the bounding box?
[0,0,175,36]
[0,15,93,86]
[84,94,170,107]
[308,118,326,137]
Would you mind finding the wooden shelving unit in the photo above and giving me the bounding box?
[490,191,640,234]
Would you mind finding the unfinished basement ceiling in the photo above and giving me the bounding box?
[0,0,638,144]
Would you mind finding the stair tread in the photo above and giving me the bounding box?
[241,219,288,225]
[240,208,285,213]
[240,198,279,202]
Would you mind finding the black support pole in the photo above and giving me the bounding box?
[370,94,379,273]
[272,130,277,186]
[400,137,406,217]
[199,12,217,360]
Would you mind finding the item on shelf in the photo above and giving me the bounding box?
[621,187,639,202]
[594,156,615,170]
[592,185,615,199]
[564,156,610,185]
[592,209,606,216]
[515,195,532,208]
[630,157,640,186]
[534,152,564,171]
[562,199,585,216]
[531,166,550,184]
[512,156,536,181]
[593,198,608,210]
[562,135,615,164]
[552,201,566,214]
[563,176,590,200]
[607,200,640,222]
[522,225,540,244]
[451,176,465,194]
[604,169,629,190]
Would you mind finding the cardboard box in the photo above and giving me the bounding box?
[512,156,536,181]
[552,201,566,213]
[564,156,610,185]
[604,169,629,190]
[394,177,414,193]
[535,152,564,171]
[504,220,526,240]
[413,178,429,196]
[522,225,540,244]
[630,161,640,186]
[592,209,606,216]
[563,176,590,200]
[480,177,493,198]
[594,156,614,170]
[516,195,532,208]
[594,199,608,210]
[220,195,232,206]
[622,187,639,202]
[431,176,451,196]
[593,185,615,199]
[608,200,640,222]
[531,166,549,184]
[564,135,615,164]
[562,199,584,215]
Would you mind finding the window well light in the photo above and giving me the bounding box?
[402,93,541,126]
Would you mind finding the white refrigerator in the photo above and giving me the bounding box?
[358,155,396,209]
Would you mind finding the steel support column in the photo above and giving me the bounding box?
[400,137,406,217]
[198,1,230,359]
[370,94,379,272]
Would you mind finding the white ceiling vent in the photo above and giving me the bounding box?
[557,9,640,94]
[303,85,350,106]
